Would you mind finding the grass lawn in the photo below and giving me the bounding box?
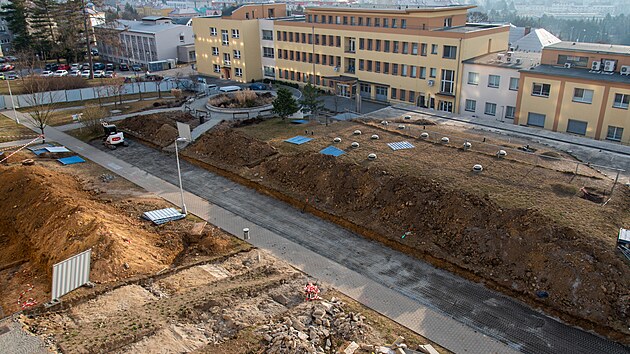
[0,114,37,139]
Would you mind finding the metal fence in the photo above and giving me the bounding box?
[51,249,92,301]
[0,81,179,110]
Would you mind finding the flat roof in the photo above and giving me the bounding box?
[103,19,185,34]
[465,51,541,69]
[521,64,630,84]
[546,42,630,56]
[435,23,505,33]
[307,4,474,14]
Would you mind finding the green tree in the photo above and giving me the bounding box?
[272,88,299,120]
[30,0,58,59]
[0,0,32,51]
[55,0,84,63]
[299,83,324,119]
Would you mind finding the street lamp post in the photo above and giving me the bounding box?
[6,79,19,124]
[175,137,188,215]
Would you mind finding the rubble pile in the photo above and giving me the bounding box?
[259,297,372,353]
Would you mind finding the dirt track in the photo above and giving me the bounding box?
[174,118,630,341]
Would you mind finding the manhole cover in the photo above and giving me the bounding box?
[0,325,10,336]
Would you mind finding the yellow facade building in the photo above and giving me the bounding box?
[516,42,630,143]
[192,3,287,83]
[192,4,509,113]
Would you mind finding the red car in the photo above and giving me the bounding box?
[58,64,71,71]
[0,64,14,72]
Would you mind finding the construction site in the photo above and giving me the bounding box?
[1,105,629,353]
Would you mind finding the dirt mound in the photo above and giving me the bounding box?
[0,165,181,311]
[186,126,277,168]
[118,112,195,147]
[252,152,630,333]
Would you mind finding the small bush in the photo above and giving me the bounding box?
[20,76,88,93]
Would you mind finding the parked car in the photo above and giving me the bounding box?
[249,82,268,90]
[93,70,105,78]
[91,48,99,56]
[53,70,68,77]
[45,63,59,72]
[70,63,80,71]
[0,64,15,72]
[81,70,91,79]
[0,57,5,63]
[81,63,91,70]
[93,62,105,70]
[40,70,54,77]
[219,85,243,93]
[3,56,17,61]
[105,63,114,71]
[58,64,71,71]
[104,70,116,78]
[131,64,142,71]
[0,72,19,80]
[70,69,81,77]
[119,63,129,71]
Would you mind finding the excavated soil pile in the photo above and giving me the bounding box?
[0,165,181,311]
[252,152,630,335]
[118,112,195,147]
[185,126,277,169]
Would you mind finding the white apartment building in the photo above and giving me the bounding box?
[95,16,194,66]
[460,51,541,121]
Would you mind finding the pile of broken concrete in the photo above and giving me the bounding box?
[258,297,372,353]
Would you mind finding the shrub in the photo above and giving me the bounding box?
[20,76,88,94]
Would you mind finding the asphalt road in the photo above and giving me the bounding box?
[97,139,630,354]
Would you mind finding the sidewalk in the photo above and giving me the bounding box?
[56,106,184,132]
[392,103,630,156]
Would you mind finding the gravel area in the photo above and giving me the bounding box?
[0,317,48,354]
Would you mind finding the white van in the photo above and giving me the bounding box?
[219,85,243,93]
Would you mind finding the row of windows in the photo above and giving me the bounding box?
[465,99,516,119]
[212,64,243,77]
[525,112,624,141]
[305,13,453,29]
[358,59,436,79]
[531,83,629,109]
[211,47,242,60]
[467,72,519,91]
[274,31,456,58]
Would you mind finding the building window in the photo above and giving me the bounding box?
[431,44,438,54]
[444,17,452,27]
[400,89,406,100]
[391,87,397,99]
[376,40,381,51]
[383,62,389,74]
[366,17,371,26]
[488,75,500,88]
[212,47,219,56]
[235,67,242,77]
[438,101,453,112]
[393,41,399,53]
[401,64,408,76]
[384,40,390,52]
[392,19,397,28]
[429,68,437,78]
[440,69,455,94]
[465,99,476,112]
[367,39,373,50]
[262,30,273,40]
[419,67,426,79]
[210,27,217,36]
[485,102,497,116]
[343,16,348,25]
[179,35,184,43]
[350,16,355,25]
[213,64,220,73]
[527,112,546,127]
[374,18,380,27]
[572,88,594,104]
[443,45,457,59]
[392,63,398,75]
[375,61,381,73]
[467,72,479,85]
[505,106,516,119]
[383,18,389,28]
[263,66,275,77]
[358,17,363,26]
[509,77,519,91]
[401,19,407,29]
[412,43,418,55]
[613,93,629,109]
[410,66,417,78]
[359,59,364,71]
[532,83,551,97]
[606,126,624,141]
[221,30,229,45]
[421,43,427,56]
[233,50,241,59]
[566,119,588,136]
[359,38,364,50]
[223,53,230,66]
[263,47,274,58]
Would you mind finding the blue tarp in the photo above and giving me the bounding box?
[387,141,415,150]
[291,119,308,124]
[319,146,345,157]
[27,143,52,152]
[32,149,48,156]
[57,156,86,165]
[284,136,313,145]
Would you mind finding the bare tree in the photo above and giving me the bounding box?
[22,78,62,142]
[80,104,107,135]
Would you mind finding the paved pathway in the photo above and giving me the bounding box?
[4,109,629,354]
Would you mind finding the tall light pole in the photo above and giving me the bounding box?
[6,79,19,124]
[174,137,187,215]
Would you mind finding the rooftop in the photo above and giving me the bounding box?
[307,4,474,13]
[521,64,630,84]
[465,51,542,69]
[436,23,505,33]
[104,18,186,33]
[546,42,630,56]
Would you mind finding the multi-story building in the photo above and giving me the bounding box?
[193,3,509,113]
[515,42,630,143]
[192,3,288,83]
[460,51,541,120]
[275,5,508,112]
[95,16,194,66]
